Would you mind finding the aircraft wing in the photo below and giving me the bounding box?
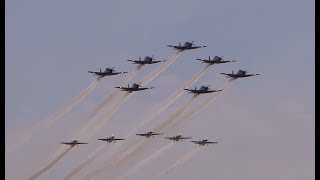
[181,137,192,139]
[148,61,162,64]
[113,138,125,141]
[183,88,197,93]
[166,45,174,47]
[115,86,130,90]
[61,142,72,145]
[136,133,147,136]
[97,139,108,141]
[75,142,88,144]
[137,87,154,90]
[191,141,201,144]
[206,90,223,93]
[192,46,207,49]
[206,141,218,144]
[113,72,128,75]
[127,60,144,64]
[152,133,164,136]
[165,137,174,140]
[196,59,207,63]
[220,73,232,76]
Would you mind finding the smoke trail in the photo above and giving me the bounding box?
[80,93,130,140]
[87,139,149,179]
[87,97,196,179]
[153,147,202,180]
[7,81,98,156]
[63,144,108,180]
[120,142,175,180]
[141,52,181,86]
[46,80,99,128]
[88,65,141,120]
[134,64,211,134]
[29,147,72,180]
[154,96,196,132]
[167,79,235,132]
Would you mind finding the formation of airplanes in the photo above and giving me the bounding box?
[61,133,217,146]
[62,41,260,150]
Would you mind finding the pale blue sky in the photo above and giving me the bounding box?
[6,0,314,179]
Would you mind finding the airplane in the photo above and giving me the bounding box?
[115,83,154,93]
[61,140,88,147]
[167,41,207,51]
[98,134,125,143]
[221,69,260,79]
[136,131,164,138]
[127,56,166,65]
[88,67,127,78]
[165,134,192,142]
[196,56,236,65]
[184,85,222,95]
[191,139,218,146]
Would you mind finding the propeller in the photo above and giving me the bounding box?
[208,56,211,60]
[139,57,142,61]
[100,68,102,73]
[179,42,181,47]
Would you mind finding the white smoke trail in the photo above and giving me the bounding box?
[154,96,196,132]
[120,142,175,180]
[153,147,202,180]
[167,79,235,132]
[141,52,181,86]
[134,64,211,134]
[29,147,72,180]
[7,80,98,156]
[75,53,182,179]
[87,97,196,179]
[87,139,149,179]
[88,65,142,120]
[63,144,108,180]
[80,93,130,140]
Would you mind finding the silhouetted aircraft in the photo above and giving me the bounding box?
[115,83,154,93]
[127,56,166,65]
[61,140,88,147]
[98,134,125,143]
[196,56,236,65]
[88,67,127,78]
[167,41,207,51]
[191,139,218,146]
[136,131,164,138]
[165,134,192,142]
[184,85,222,95]
[221,70,260,79]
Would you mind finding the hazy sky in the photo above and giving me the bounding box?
[6,0,314,180]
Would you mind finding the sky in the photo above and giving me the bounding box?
[5,0,314,180]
